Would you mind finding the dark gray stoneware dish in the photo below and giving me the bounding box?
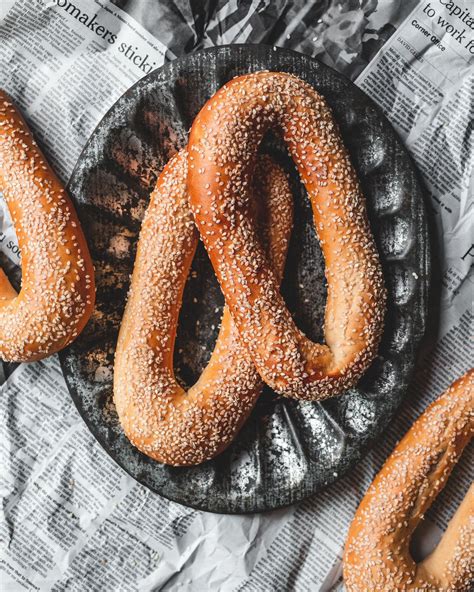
[60,45,430,514]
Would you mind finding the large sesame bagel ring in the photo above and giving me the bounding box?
[114,150,292,466]
[0,91,95,362]
[188,71,386,401]
[344,368,474,591]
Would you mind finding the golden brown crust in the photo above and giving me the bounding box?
[187,71,386,401]
[0,90,95,362]
[344,369,474,591]
[113,150,292,466]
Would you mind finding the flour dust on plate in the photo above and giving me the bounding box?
[60,45,430,514]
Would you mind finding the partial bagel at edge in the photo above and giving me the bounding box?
[344,368,474,591]
[0,91,95,362]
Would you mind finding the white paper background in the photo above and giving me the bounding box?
[0,1,472,590]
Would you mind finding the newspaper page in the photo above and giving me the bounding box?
[0,0,473,591]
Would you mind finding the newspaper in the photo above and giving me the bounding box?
[0,0,472,590]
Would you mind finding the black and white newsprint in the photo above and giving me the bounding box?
[0,1,472,590]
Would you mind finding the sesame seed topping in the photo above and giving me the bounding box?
[187,71,386,400]
[114,149,293,466]
[0,91,95,362]
[344,369,474,591]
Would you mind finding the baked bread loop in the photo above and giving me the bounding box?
[0,91,95,362]
[188,71,386,401]
[344,368,474,591]
[114,149,292,466]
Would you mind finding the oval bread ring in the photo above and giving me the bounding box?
[114,149,292,466]
[0,91,95,362]
[188,71,386,401]
[344,368,474,591]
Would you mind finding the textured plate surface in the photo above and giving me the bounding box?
[61,45,430,514]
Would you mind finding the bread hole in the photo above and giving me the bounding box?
[0,193,21,374]
[0,192,21,291]
[410,440,472,562]
[262,132,326,344]
[279,158,326,344]
[173,241,222,389]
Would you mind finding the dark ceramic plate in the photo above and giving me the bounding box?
[60,45,430,514]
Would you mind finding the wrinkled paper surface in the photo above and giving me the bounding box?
[0,1,472,590]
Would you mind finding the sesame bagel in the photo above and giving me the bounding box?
[344,369,474,591]
[187,71,386,401]
[0,91,95,362]
[114,149,292,466]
